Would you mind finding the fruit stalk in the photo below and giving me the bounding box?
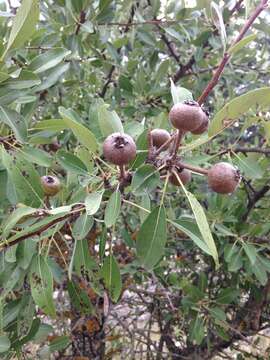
[179,162,209,175]
[197,0,268,105]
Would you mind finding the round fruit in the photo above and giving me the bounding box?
[150,129,171,150]
[103,132,136,166]
[207,162,240,194]
[191,110,209,135]
[169,168,192,186]
[41,175,61,196]
[169,100,205,132]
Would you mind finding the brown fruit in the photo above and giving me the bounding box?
[169,100,205,132]
[208,162,240,194]
[103,132,136,166]
[150,129,171,150]
[191,110,209,135]
[41,175,61,196]
[169,168,192,186]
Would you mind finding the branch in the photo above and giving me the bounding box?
[75,10,86,35]
[242,184,270,221]
[98,19,177,27]
[0,205,84,250]
[218,146,270,156]
[98,65,116,98]
[197,0,268,105]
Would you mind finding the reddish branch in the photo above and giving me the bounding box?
[197,0,268,105]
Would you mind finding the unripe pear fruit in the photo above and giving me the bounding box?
[103,132,136,166]
[191,111,209,135]
[169,168,192,186]
[169,100,205,132]
[150,129,171,150]
[41,175,61,196]
[208,162,240,194]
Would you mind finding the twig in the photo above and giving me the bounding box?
[98,19,177,27]
[75,10,86,35]
[99,65,116,98]
[179,162,209,175]
[242,184,269,221]
[197,0,268,105]
[218,146,270,156]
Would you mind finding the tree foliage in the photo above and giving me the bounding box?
[0,0,270,358]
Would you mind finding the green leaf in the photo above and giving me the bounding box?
[136,206,167,270]
[2,0,39,59]
[67,280,93,314]
[59,107,98,153]
[253,259,268,285]
[56,150,88,175]
[209,307,226,322]
[99,227,107,260]
[2,149,44,207]
[2,206,36,239]
[32,119,66,132]
[228,33,256,55]
[4,70,41,90]
[101,255,122,302]
[211,2,226,51]
[189,315,205,345]
[178,181,219,268]
[0,335,11,353]
[233,153,263,179]
[216,288,239,304]
[104,190,121,227]
[170,79,193,104]
[72,213,93,240]
[29,255,56,317]
[242,243,257,265]
[0,106,27,143]
[69,238,96,279]
[21,146,52,167]
[49,336,70,353]
[131,164,160,195]
[29,48,71,74]
[85,191,104,215]
[97,102,124,137]
[209,88,270,136]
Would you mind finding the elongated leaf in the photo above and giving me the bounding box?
[0,106,27,142]
[29,48,71,74]
[4,70,41,90]
[136,206,167,270]
[72,213,93,240]
[85,191,104,215]
[101,255,122,302]
[104,190,121,227]
[29,255,56,317]
[209,88,270,136]
[56,150,88,175]
[2,206,36,239]
[32,119,66,132]
[97,102,124,137]
[170,79,193,104]
[2,149,44,207]
[228,33,256,55]
[0,335,10,353]
[2,0,39,59]
[35,63,70,92]
[59,107,98,153]
[211,2,226,51]
[131,164,160,195]
[21,146,52,167]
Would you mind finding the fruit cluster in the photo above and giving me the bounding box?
[102,100,241,194]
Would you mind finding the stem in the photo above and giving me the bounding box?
[171,130,185,157]
[197,0,268,105]
[119,164,126,180]
[155,134,175,156]
[180,162,209,176]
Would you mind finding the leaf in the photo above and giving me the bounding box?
[67,280,93,314]
[170,79,193,104]
[101,255,122,302]
[21,146,52,167]
[104,190,121,227]
[253,259,268,285]
[32,119,66,132]
[233,153,263,179]
[0,106,27,143]
[2,206,36,239]
[29,48,71,74]
[69,238,96,279]
[211,2,226,51]
[56,150,88,175]
[4,70,41,90]
[85,191,104,215]
[209,88,270,136]
[99,227,107,260]
[2,0,39,59]
[136,206,167,270]
[35,63,70,92]
[228,34,256,55]
[59,107,98,153]
[209,307,226,322]
[97,102,124,137]
[189,315,205,345]
[72,213,93,240]
[49,336,70,353]
[0,335,10,353]
[2,149,44,207]
[131,164,160,195]
[29,255,56,317]
[242,243,257,265]
[216,288,239,304]
[177,178,219,268]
